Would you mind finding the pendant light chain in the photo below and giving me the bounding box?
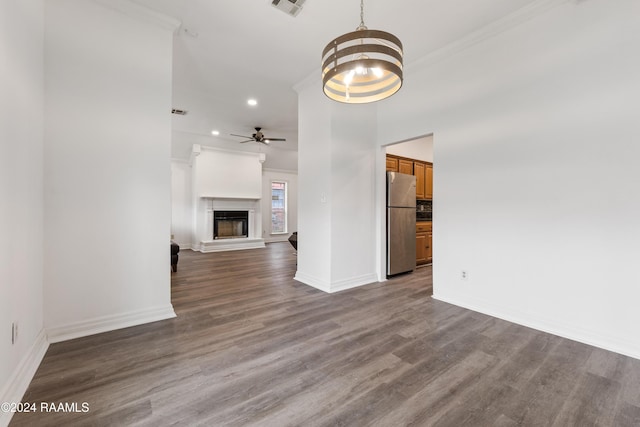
[360,0,365,28]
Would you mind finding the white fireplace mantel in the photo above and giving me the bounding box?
[195,197,265,253]
[190,146,266,252]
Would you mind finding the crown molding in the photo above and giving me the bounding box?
[263,167,298,175]
[171,157,190,164]
[195,144,267,160]
[293,68,320,94]
[93,0,181,32]
[406,0,569,71]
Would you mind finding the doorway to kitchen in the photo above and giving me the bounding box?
[384,134,434,274]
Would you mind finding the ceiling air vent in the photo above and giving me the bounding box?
[171,108,187,115]
[271,0,306,17]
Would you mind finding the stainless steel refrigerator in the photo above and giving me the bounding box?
[387,171,416,276]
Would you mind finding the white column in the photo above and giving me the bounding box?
[295,80,379,293]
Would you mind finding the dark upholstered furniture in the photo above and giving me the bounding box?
[288,232,297,250]
[171,242,179,272]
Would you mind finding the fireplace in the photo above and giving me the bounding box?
[214,210,248,239]
[197,198,265,252]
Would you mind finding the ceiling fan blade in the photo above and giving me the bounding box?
[265,138,286,141]
[231,133,253,138]
[238,139,254,143]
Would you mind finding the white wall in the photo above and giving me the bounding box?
[192,147,263,199]
[43,0,178,342]
[0,0,47,423]
[296,83,378,292]
[262,169,298,243]
[295,87,333,288]
[171,160,192,248]
[386,135,434,163]
[377,0,640,358]
[330,105,378,289]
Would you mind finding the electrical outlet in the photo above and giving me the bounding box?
[461,270,469,281]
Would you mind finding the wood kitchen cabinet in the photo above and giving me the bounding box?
[425,164,433,199]
[414,161,425,199]
[398,159,413,175]
[416,222,432,265]
[386,156,399,172]
[388,154,433,265]
[414,160,433,200]
[386,155,432,200]
[416,233,427,265]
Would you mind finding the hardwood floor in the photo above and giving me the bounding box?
[11,243,640,426]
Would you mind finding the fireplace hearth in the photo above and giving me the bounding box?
[214,210,248,239]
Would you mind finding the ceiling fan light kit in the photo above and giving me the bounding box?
[322,0,403,104]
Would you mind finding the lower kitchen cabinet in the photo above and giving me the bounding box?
[416,222,432,265]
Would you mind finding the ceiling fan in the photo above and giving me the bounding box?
[231,127,286,145]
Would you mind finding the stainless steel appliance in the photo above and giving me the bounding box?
[387,172,416,276]
[416,199,432,221]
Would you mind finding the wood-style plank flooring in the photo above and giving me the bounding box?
[11,243,640,426]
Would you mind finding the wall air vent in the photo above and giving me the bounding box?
[271,0,306,17]
[171,109,187,115]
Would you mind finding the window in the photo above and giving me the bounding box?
[271,181,287,234]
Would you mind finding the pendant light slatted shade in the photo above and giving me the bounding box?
[321,2,403,103]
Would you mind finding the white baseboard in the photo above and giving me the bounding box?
[264,235,289,244]
[46,304,176,344]
[433,292,640,361]
[0,330,49,427]
[294,271,379,294]
[329,273,379,293]
[294,271,331,293]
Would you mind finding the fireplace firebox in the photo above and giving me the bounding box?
[213,210,249,239]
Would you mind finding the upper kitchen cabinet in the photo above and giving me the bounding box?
[398,159,413,175]
[386,154,414,175]
[425,164,433,199]
[386,154,433,200]
[414,162,425,199]
[386,156,399,172]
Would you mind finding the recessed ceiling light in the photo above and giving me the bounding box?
[247,99,258,106]
[211,130,220,136]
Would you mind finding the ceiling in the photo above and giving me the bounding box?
[133,0,540,154]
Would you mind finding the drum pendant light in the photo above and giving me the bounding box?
[321,0,403,104]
